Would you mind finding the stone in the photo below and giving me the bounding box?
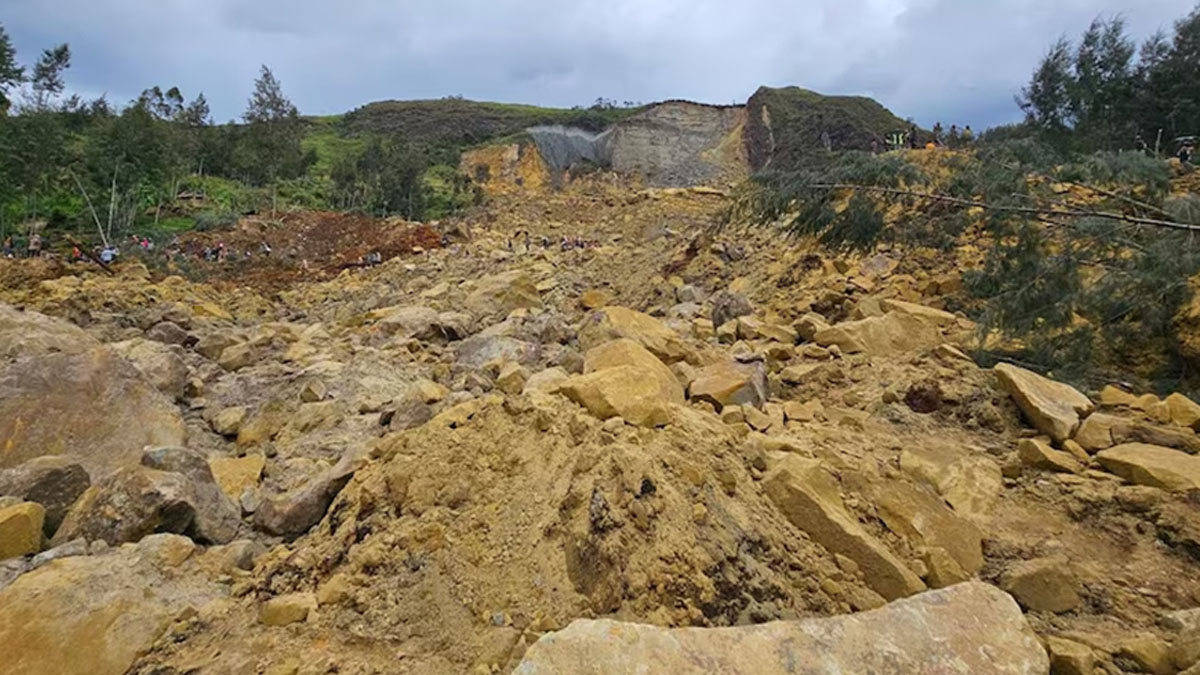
[193,332,238,360]
[0,533,223,675]
[1129,421,1200,454]
[299,378,327,403]
[0,304,99,359]
[735,316,796,344]
[1115,634,1174,675]
[513,582,1047,675]
[29,537,87,569]
[1045,636,1094,675]
[764,455,926,601]
[372,304,440,339]
[1166,393,1200,428]
[783,399,822,423]
[1171,627,1200,671]
[716,320,739,344]
[254,450,365,538]
[54,448,240,547]
[795,313,831,342]
[922,547,969,588]
[1000,555,1081,613]
[1096,443,1200,492]
[879,298,957,326]
[110,338,189,400]
[578,306,690,364]
[710,291,754,331]
[559,366,678,428]
[385,399,434,432]
[260,592,318,626]
[688,360,768,411]
[814,311,941,357]
[495,363,531,396]
[465,270,543,319]
[0,502,44,560]
[1073,412,1130,453]
[209,454,265,502]
[1099,385,1138,407]
[145,321,191,346]
[869,481,984,577]
[580,289,611,310]
[0,346,187,479]
[583,339,682,402]
[899,444,1003,520]
[994,363,1094,443]
[1018,439,1083,473]
[0,457,90,536]
[211,406,249,436]
[524,367,570,394]
[217,342,255,371]
[454,335,542,368]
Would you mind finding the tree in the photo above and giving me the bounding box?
[239,65,307,186]
[29,44,70,110]
[0,24,24,113]
[1018,38,1074,137]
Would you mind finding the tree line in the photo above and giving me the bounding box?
[0,26,450,246]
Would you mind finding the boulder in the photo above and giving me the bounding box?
[454,335,542,368]
[878,298,957,326]
[899,444,1003,520]
[584,339,683,402]
[1000,555,1081,613]
[110,338,189,400]
[0,533,223,675]
[208,454,265,502]
[260,592,317,626]
[211,406,249,436]
[254,450,364,538]
[764,455,926,601]
[688,360,768,411]
[1073,412,1130,453]
[0,347,187,478]
[580,289,611,310]
[869,481,984,577]
[1096,443,1200,492]
[217,342,255,371]
[994,363,1094,443]
[372,304,440,339]
[54,447,240,546]
[578,306,690,364]
[814,312,940,357]
[145,321,191,346]
[1166,393,1200,428]
[193,332,238,360]
[514,582,1047,675]
[1099,385,1138,407]
[464,270,543,319]
[1045,636,1095,675]
[795,313,831,342]
[1018,439,1083,474]
[0,304,98,360]
[559,366,678,428]
[0,502,44,560]
[710,291,753,331]
[0,457,90,536]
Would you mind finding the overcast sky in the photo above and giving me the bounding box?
[4,0,1196,129]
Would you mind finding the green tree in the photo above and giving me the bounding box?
[240,65,307,186]
[0,24,24,113]
[29,44,70,110]
[1018,37,1075,139]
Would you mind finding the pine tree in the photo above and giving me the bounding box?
[29,44,70,110]
[240,65,306,186]
[0,24,24,113]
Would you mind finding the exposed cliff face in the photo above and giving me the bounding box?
[608,101,748,187]
[459,142,551,194]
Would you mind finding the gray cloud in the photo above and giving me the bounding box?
[4,0,1195,128]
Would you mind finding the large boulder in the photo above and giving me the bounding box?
[0,457,90,536]
[254,450,364,538]
[559,366,678,428]
[994,363,1094,443]
[1096,443,1200,492]
[710,291,753,331]
[0,502,44,560]
[578,306,690,364]
[878,298,957,326]
[0,347,187,478]
[0,304,98,360]
[371,305,440,340]
[465,270,543,319]
[814,311,940,357]
[53,447,239,546]
[0,533,223,675]
[869,480,984,579]
[110,338,189,400]
[687,360,768,411]
[1000,555,1082,613]
[514,582,1047,674]
[899,444,1002,520]
[583,339,682,402]
[764,455,926,601]
[454,335,542,368]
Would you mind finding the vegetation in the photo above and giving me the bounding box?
[739,5,1200,394]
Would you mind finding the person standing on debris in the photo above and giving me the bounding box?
[909,126,919,149]
[100,244,117,264]
[27,232,42,258]
[2,235,13,258]
[962,126,974,143]
[71,244,83,263]
[1179,141,1194,165]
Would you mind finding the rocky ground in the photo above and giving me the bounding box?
[1,176,1200,674]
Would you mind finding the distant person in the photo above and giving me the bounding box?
[1179,142,1195,165]
[2,236,12,258]
[948,124,960,148]
[71,245,83,263]
[100,245,118,264]
[260,241,272,256]
[909,127,919,149]
[27,233,42,258]
[962,126,974,143]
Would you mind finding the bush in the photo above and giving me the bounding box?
[193,209,238,232]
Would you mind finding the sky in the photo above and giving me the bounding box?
[3,0,1196,129]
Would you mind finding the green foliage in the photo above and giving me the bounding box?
[239,65,309,185]
[192,210,238,232]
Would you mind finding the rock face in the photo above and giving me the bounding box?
[608,101,748,187]
[0,303,99,359]
[110,338,189,400]
[814,311,940,356]
[0,457,90,536]
[1096,443,1200,492]
[578,307,690,364]
[0,346,187,477]
[994,363,1094,442]
[764,455,926,600]
[513,582,1048,674]
[0,533,222,675]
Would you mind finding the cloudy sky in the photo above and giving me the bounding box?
[4,0,1196,128]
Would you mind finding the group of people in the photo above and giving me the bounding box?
[2,233,43,259]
